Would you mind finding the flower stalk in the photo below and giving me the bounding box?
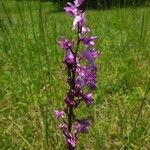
[54,0,99,149]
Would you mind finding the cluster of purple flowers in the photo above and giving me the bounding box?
[54,0,99,149]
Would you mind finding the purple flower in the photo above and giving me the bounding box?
[58,37,74,50]
[64,49,74,64]
[64,96,75,106]
[59,124,76,148]
[85,74,96,85]
[64,2,77,17]
[67,134,76,148]
[74,0,84,7]
[73,13,85,30]
[89,63,97,73]
[81,26,90,34]
[74,119,90,133]
[87,80,96,90]
[77,65,97,89]
[84,65,97,89]
[82,93,93,105]
[59,123,67,131]
[82,49,98,64]
[76,76,85,88]
[54,110,64,120]
[82,36,97,47]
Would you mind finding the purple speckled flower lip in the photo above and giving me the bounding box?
[54,0,99,149]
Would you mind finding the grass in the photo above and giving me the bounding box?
[0,0,150,149]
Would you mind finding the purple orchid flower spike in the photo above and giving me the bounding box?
[54,0,99,149]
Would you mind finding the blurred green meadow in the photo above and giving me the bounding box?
[0,0,150,149]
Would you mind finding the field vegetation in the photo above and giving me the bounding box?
[0,0,150,149]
